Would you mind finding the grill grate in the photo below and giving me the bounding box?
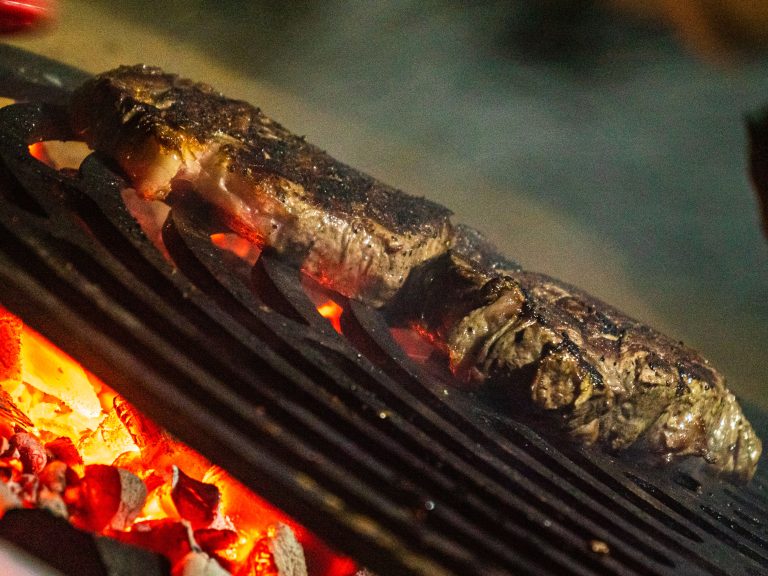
[0,45,767,576]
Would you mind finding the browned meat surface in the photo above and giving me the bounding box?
[70,65,452,306]
[392,254,760,479]
[71,66,760,481]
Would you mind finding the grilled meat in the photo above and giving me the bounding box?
[70,66,760,481]
[70,66,451,307]
[391,254,760,479]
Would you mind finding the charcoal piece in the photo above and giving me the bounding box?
[170,465,220,530]
[0,508,168,576]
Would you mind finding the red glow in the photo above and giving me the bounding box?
[390,326,438,362]
[210,232,261,265]
[27,142,48,163]
[0,0,53,34]
[0,306,356,574]
[316,300,343,333]
[325,555,359,576]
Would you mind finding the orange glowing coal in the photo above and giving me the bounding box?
[210,232,262,265]
[27,142,48,163]
[0,306,358,576]
[316,300,343,334]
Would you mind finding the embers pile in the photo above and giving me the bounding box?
[0,306,313,576]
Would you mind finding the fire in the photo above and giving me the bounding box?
[0,306,359,575]
[316,300,343,334]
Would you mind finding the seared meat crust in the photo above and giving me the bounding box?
[71,66,760,480]
[393,254,760,480]
[71,65,452,305]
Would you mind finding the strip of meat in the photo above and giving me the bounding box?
[389,254,760,480]
[70,66,760,481]
[70,66,451,307]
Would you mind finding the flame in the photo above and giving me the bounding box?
[0,307,358,575]
[316,300,343,334]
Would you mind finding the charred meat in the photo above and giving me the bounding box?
[390,253,760,479]
[70,66,761,481]
[70,66,451,308]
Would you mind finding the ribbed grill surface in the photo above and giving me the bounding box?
[0,45,767,576]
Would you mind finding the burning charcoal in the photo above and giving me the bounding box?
[203,466,291,533]
[65,465,117,531]
[45,436,83,466]
[242,534,278,576]
[115,396,211,480]
[193,528,239,556]
[173,551,230,576]
[0,479,21,512]
[0,307,21,383]
[37,486,68,519]
[39,460,69,493]
[144,469,167,494]
[269,524,308,576]
[112,448,143,472]
[0,458,22,482]
[66,464,147,532]
[11,432,47,474]
[0,389,32,430]
[14,473,39,506]
[240,524,308,576]
[112,468,147,530]
[171,465,221,530]
[113,518,196,566]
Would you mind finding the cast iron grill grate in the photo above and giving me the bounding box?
[0,45,766,576]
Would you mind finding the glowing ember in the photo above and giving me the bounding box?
[0,307,359,575]
[316,300,343,334]
[27,142,47,163]
[211,232,262,265]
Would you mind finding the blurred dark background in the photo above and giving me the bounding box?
[9,0,768,406]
